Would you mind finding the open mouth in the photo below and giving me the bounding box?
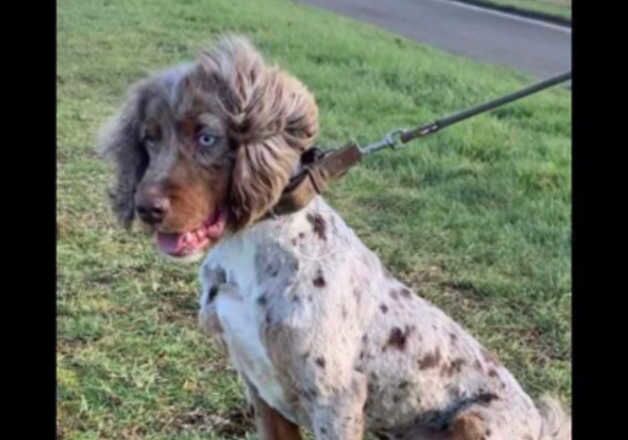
[155,208,227,258]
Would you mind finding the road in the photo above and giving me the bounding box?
[299,0,571,80]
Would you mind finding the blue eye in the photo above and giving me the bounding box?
[197,132,217,148]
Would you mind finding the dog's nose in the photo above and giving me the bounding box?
[136,186,170,225]
[136,200,169,225]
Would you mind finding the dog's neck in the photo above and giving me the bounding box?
[210,195,338,258]
[246,196,324,241]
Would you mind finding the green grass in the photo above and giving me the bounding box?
[57,0,571,438]
[482,0,571,19]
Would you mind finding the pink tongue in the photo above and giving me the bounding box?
[156,232,186,255]
[154,210,224,256]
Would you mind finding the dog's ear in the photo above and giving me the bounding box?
[97,83,150,228]
[199,36,319,228]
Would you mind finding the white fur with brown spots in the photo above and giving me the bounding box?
[198,196,570,440]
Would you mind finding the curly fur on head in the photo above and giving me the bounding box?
[195,36,319,228]
[98,35,319,245]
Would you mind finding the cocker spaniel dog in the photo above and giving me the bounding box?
[98,36,571,439]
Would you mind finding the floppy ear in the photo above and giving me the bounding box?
[97,84,149,228]
[199,36,319,228]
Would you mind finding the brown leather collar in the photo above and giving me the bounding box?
[265,143,363,218]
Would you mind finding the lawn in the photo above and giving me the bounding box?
[481,0,571,20]
[57,0,571,438]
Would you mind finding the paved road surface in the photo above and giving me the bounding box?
[299,0,571,80]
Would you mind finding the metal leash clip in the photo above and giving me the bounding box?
[359,128,406,156]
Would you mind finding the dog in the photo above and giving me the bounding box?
[98,35,571,439]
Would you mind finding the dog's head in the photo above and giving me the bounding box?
[98,36,319,261]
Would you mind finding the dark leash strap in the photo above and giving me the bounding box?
[269,71,571,217]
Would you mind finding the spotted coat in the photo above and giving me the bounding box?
[198,196,563,439]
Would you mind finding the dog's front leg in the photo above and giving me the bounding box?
[307,373,368,440]
[244,379,302,440]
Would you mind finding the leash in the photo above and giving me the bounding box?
[269,71,571,217]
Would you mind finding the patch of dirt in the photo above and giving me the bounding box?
[57,335,91,354]
[119,424,148,440]
[169,407,255,438]
[156,292,198,325]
